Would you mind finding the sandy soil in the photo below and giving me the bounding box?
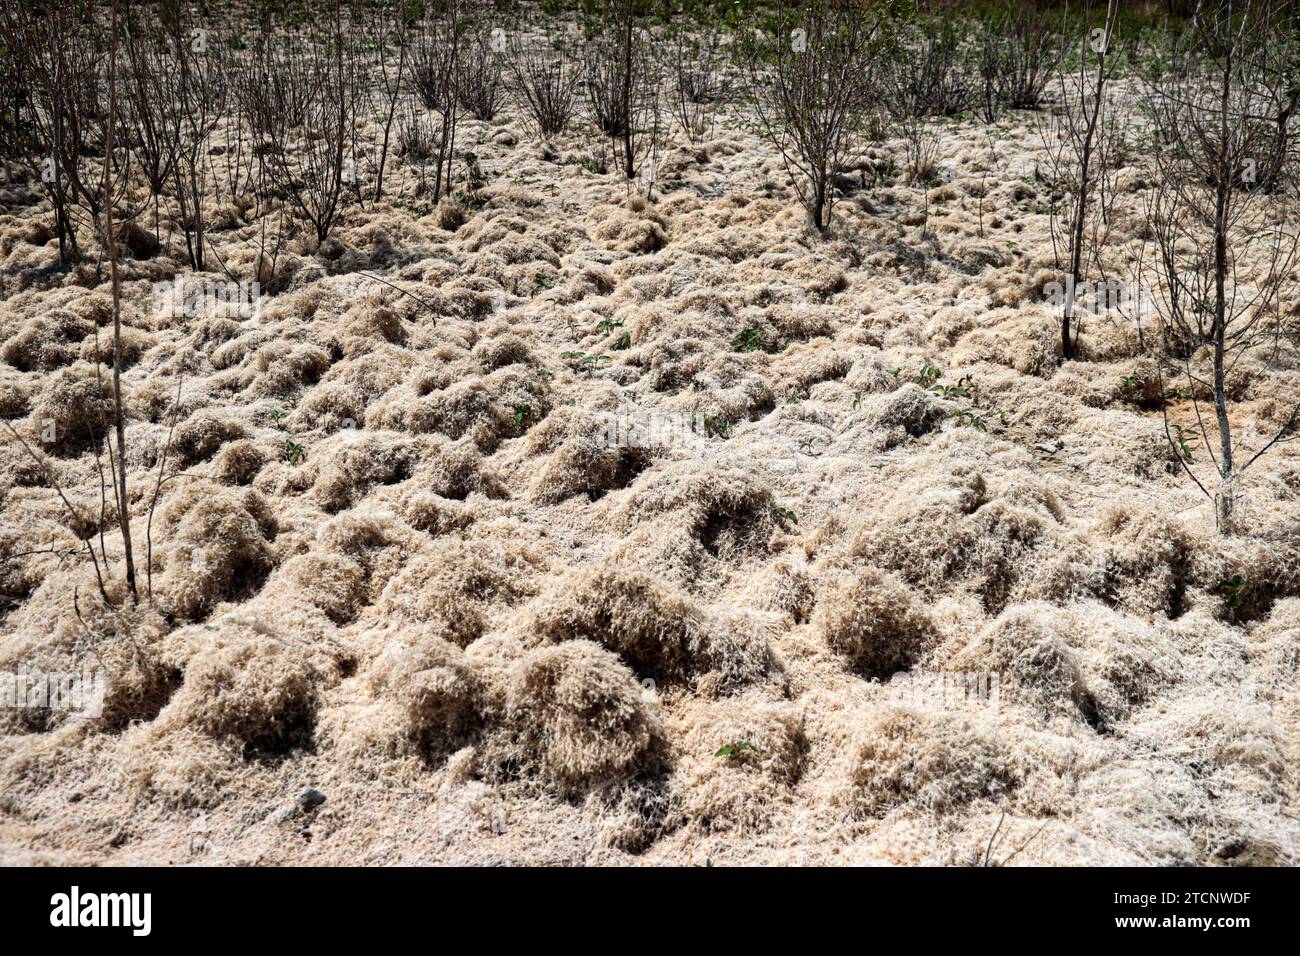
[1,49,1298,865]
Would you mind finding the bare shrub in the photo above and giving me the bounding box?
[1038,0,1121,360]
[746,0,888,232]
[120,16,181,249]
[976,0,1063,118]
[165,1,228,271]
[0,3,105,264]
[457,22,504,121]
[503,27,583,139]
[668,17,728,144]
[1139,1,1300,530]
[888,15,974,120]
[366,1,413,200]
[261,2,363,245]
[583,0,659,182]
[410,3,468,202]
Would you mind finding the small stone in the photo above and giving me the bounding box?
[297,787,326,811]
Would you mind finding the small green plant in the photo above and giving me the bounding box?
[703,415,731,438]
[785,387,801,405]
[1119,373,1140,396]
[930,374,973,399]
[715,741,755,761]
[771,506,798,527]
[1219,575,1248,610]
[512,404,533,428]
[853,391,864,410]
[595,318,624,334]
[560,351,612,371]
[267,408,288,428]
[954,409,987,432]
[911,363,942,387]
[732,326,777,353]
[1171,423,1197,461]
[283,438,307,465]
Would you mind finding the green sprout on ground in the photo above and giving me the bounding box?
[560,351,612,372]
[911,363,942,387]
[715,741,756,762]
[732,326,779,353]
[512,404,533,428]
[283,438,307,465]
[771,506,799,528]
[703,415,731,438]
[1171,424,1197,461]
[1219,575,1248,610]
[930,374,973,399]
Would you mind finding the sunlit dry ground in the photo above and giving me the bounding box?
[1,62,1298,865]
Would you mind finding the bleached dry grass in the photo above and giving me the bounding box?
[0,47,1297,867]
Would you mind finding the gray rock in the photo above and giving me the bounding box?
[297,788,326,812]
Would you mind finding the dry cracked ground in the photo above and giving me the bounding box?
[1,63,1298,865]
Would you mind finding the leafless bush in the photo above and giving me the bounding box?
[1038,0,1122,361]
[261,4,363,246]
[889,16,974,120]
[411,4,468,202]
[977,0,1063,117]
[583,0,662,182]
[1139,0,1300,530]
[0,3,109,264]
[367,2,413,201]
[503,28,583,139]
[236,35,314,143]
[1,0,146,605]
[458,24,504,121]
[412,16,459,112]
[166,5,228,272]
[668,19,728,144]
[880,15,955,192]
[120,19,181,248]
[746,0,887,232]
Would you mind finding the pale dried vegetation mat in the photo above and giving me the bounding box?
[1,16,1298,867]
